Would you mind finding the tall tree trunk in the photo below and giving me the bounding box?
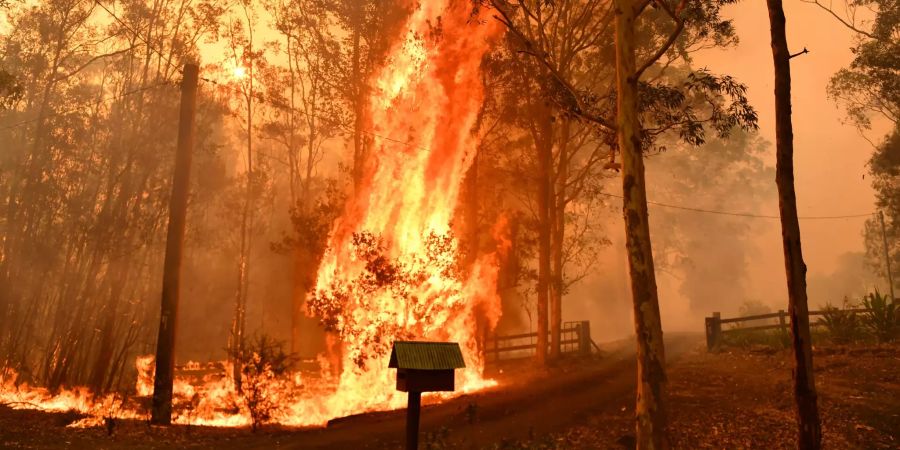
[550,120,570,360]
[614,0,669,447]
[231,25,256,390]
[351,23,365,192]
[88,264,129,392]
[535,111,552,366]
[765,2,822,448]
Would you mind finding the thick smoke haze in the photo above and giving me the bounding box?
[565,1,892,341]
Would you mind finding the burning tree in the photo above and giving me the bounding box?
[309,231,470,369]
[291,0,508,405]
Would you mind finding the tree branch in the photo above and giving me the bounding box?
[799,0,876,39]
[54,47,134,82]
[632,0,686,81]
[489,1,617,132]
[789,47,810,59]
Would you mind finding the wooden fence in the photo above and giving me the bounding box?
[484,320,598,362]
[705,308,874,351]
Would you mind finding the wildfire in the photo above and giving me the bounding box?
[0,0,503,428]
[294,0,505,424]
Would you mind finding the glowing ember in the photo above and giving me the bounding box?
[0,0,502,428]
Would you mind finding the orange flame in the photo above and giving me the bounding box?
[297,0,504,424]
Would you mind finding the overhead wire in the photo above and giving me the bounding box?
[597,192,876,220]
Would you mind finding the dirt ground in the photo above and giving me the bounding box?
[1,334,897,449]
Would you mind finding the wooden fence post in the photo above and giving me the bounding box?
[579,321,591,355]
[778,309,787,333]
[705,312,721,351]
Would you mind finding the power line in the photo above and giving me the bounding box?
[597,192,875,220]
[0,81,174,133]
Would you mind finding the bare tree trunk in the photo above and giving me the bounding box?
[550,120,570,360]
[351,23,365,192]
[614,0,669,447]
[231,18,256,390]
[535,112,552,366]
[765,2,822,448]
[88,264,129,392]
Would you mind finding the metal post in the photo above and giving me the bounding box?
[151,63,199,425]
[879,211,895,301]
[406,391,421,450]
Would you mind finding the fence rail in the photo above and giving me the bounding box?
[704,308,875,351]
[485,320,597,362]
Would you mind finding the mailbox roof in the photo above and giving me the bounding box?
[388,341,466,370]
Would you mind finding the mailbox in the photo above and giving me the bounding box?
[389,341,466,391]
[389,340,465,450]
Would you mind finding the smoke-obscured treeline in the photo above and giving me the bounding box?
[0,0,894,395]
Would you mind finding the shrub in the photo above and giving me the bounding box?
[721,328,790,350]
[818,301,861,344]
[239,335,295,431]
[860,290,898,342]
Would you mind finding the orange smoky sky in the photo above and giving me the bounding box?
[571,1,890,339]
[694,1,890,292]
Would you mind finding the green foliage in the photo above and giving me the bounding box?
[825,0,899,131]
[817,301,862,344]
[860,290,899,342]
